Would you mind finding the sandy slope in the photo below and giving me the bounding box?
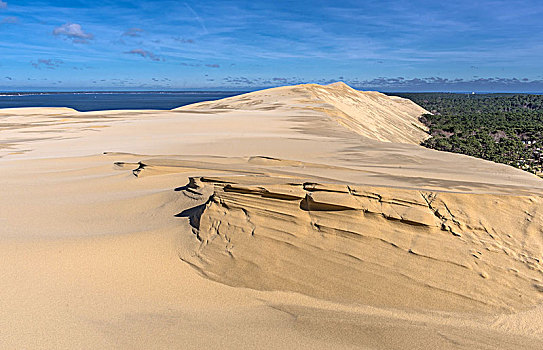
[1,82,543,349]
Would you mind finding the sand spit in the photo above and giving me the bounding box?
[1,83,543,349]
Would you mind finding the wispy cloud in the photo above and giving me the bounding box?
[180,62,201,67]
[1,16,16,24]
[123,27,144,37]
[124,49,162,61]
[272,77,289,84]
[177,62,219,67]
[349,76,543,90]
[151,77,171,82]
[364,76,543,92]
[53,23,94,43]
[31,59,64,69]
[223,76,256,85]
[0,1,6,9]
[173,37,195,44]
[184,2,208,34]
[219,75,543,92]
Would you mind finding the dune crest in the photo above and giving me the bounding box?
[178,82,429,144]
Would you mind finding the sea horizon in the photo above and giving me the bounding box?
[0,91,244,112]
[2,89,542,95]
[2,89,541,112]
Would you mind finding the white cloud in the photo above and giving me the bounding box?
[53,23,94,43]
[0,1,7,9]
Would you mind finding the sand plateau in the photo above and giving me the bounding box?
[1,82,543,349]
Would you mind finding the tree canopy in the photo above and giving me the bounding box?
[393,93,543,175]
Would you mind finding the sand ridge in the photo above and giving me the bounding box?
[178,82,430,144]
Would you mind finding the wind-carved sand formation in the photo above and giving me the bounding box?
[2,82,543,349]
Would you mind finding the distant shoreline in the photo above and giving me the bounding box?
[1,91,542,112]
[0,91,245,112]
[0,91,247,96]
[1,90,541,95]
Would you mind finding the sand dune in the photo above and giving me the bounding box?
[1,83,543,349]
[179,82,429,144]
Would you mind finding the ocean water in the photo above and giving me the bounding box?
[0,91,245,112]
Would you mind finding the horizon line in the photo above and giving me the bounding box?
[1,89,542,94]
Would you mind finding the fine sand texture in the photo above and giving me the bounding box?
[1,82,543,349]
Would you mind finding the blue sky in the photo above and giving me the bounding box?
[1,0,542,91]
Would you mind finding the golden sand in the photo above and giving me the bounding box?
[1,83,542,349]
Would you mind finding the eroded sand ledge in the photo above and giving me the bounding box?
[179,175,543,313]
[1,83,543,349]
[118,154,543,314]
